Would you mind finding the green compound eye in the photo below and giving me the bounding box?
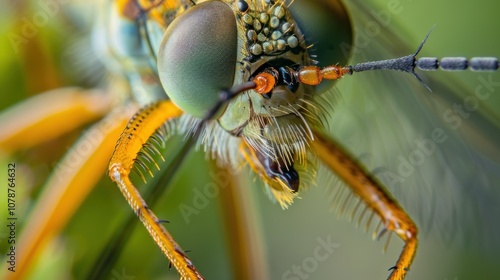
[158,1,237,119]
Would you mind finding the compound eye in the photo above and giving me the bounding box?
[158,1,237,119]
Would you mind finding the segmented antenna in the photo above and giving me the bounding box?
[416,57,499,71]
[252,28,499,94]
[204,29,498,121]
[347,29,498,91]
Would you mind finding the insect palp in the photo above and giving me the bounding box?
[256,145,300,193]
[253,68,278,97]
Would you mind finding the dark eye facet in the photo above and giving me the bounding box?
[157,1,237,118]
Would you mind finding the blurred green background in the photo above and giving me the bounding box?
[1,0,499,279]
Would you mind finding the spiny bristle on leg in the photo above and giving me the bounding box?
[130,119,177,185]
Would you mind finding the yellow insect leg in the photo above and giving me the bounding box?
[4,104,134,280]
[312,130,418,280]
[108,100,205,280]
[0,88,113,153]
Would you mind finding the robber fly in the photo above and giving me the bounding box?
[1,0,499,279]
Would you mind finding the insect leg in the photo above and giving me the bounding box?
[3,104,134,280]
[0,87,113,152]
[312,129,417,280]
[109,100,204,279]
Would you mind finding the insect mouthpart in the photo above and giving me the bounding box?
[254,142,300,193]
[250,58,301,99]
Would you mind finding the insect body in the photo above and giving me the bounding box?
[105,1,500,278]
[108,1,418,279]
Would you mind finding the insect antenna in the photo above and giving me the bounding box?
[348,28,498,91]
[251,28,499,95]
